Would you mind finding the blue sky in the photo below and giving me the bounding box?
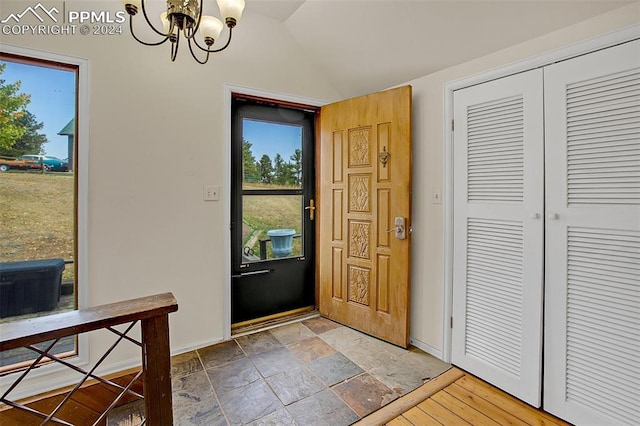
[243,119,301,164]
[1,60,75,159]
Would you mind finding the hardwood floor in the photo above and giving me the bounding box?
[0,370,144,425]
[355,368,570,426]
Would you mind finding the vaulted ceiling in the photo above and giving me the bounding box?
[247,0,632,96]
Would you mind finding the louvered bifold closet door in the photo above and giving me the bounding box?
[452,69,544,406]
[544,39,640,426]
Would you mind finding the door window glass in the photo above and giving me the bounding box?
[242,120,302,189]
[240,119,305,264]
[242,194,303,261]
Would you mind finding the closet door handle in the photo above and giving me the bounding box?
[547,213,559,220]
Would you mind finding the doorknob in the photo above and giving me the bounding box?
[305,199,315,221]
[547,213,559,220]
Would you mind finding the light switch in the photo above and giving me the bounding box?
[204,185,220,201]
[433,192,442,204]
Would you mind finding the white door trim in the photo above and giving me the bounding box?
[222,84,327,340]
[442,24,640,363]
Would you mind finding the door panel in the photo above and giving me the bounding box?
[231,99,316,324]
[544,40,640,425]
[452,69,544,407]
[319,86,412,347]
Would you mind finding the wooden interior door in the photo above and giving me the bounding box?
[318,86,412,347]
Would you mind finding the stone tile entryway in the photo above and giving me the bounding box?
[169,317,450,425]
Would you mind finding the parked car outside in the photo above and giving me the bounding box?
[0,156,42,172]
[17,155,69,172]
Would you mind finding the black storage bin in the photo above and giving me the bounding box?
[0,259,65,318]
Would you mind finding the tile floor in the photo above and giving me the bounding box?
[169,317,450,425]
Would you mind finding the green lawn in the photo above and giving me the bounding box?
[0,171,75,279]
[242,183,304,259]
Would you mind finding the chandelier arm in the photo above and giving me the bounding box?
[185,26,195,41]
[189,33,212,52]
[141,0,170,37]
[211,27,233,53]
[188,38,210,64]
[129,17,170,46]
[171,34,180,62]
[187,0,206,40]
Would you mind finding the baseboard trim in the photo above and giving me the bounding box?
[410,337,443,360]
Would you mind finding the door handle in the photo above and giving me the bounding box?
[305,199,315,221]
[232,269,272,278]
[386,217,406,240]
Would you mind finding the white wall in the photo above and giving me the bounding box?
[406,1,640,357]
[1,2,343,396]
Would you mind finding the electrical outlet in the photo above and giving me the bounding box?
[433,191,442,204]
[204,185,220,201]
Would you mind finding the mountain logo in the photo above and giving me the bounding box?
[1,3,60,24]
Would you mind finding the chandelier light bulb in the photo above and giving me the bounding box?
[217,0,245,27]
[200,16,224,44]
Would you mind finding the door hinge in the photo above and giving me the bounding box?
[450,316,453,329]
[451,119,454,132]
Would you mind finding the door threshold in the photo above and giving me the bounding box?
[231,306,318,338]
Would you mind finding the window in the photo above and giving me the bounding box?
[0,52,79,371]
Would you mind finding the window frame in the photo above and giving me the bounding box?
[0,44,90,389]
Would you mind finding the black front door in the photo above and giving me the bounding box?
[231,96,316,325]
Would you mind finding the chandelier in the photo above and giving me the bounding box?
[121,0,245,64]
